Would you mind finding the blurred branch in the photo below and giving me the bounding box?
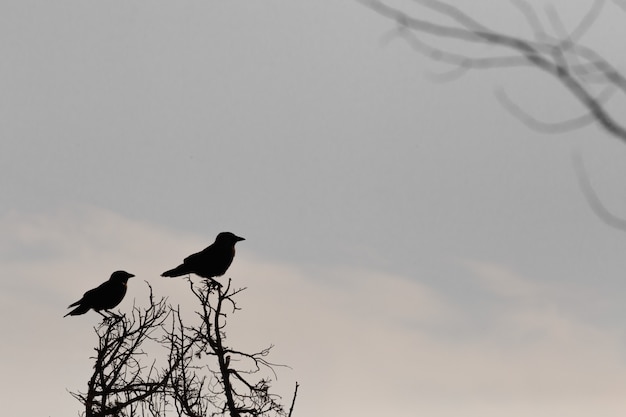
[361,0,626,142]
[612,0,626,13]
[572,152,626,231]
[494,87,612,134]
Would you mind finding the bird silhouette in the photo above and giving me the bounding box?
[161,232,245,283]
[64,270,134,317]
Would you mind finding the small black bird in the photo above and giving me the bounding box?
[161,232,245,281]
[64,270,134,317]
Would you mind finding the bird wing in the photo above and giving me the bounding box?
[82,282,110,304]
[183,245,214,266]
[67,283,100,308]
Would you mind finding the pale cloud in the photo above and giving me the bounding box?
[463,259,539,299]
[2,207,626,417]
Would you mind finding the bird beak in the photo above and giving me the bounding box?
[236,236,245,241]
[128,273,135,278]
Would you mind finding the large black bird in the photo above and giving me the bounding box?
[64,270,134,317]
[161,232,245,281]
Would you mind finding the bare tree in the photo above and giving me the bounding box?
[361,0,626,223]
[70,287,176,417]
[70,281,295,417]
[170,280,288,417]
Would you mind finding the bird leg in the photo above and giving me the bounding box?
[98,310,123,323]
[206,277,223,290]
[106,310,124,322]
[96,310,110,319]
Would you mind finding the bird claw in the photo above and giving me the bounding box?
[102,311,124,323]
[204,278,223,291]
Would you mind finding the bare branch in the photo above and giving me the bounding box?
[611,0,626,13]
[510,0,550,41]
[569,0,606,43]
[572,151,626,231]
[394,24,534,70]
[287,382,299,417]
[495,88,596,133]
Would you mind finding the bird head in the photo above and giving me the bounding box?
[110,270,135,283]
[216,232,245,245]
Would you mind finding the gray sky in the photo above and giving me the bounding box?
[3,0,626,416]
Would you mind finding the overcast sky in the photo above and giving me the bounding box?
[3,0,626,416]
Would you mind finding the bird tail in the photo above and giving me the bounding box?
[64,304,90,317]
[161,264,189,278]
